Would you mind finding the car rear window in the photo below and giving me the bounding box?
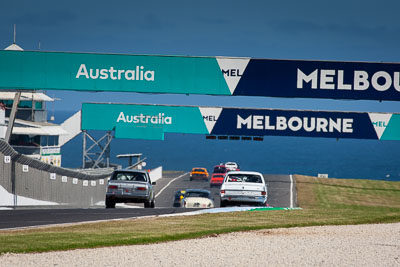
[193,168,205,172]
[111,172,147,182]
[213,174,224,178]
[226,174,262,183]
[213,167,226,173]
[185,192,210,198]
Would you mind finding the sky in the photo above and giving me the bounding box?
[1,0,400,113]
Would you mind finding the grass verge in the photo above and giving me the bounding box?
[0,175,399,254]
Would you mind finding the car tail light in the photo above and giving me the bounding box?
[137,187,147,191]
[261,191,267,196]
[108,185,118,190]
[220,190,225,194]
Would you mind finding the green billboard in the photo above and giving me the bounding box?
[0,50,229,95]
[81,103,209,140]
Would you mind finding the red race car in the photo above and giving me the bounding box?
[210,165,228,187]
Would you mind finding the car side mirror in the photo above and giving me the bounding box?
[152,182,156,185]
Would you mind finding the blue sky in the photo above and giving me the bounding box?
[1,0,400,113]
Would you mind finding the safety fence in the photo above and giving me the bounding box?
[0,140,113,207]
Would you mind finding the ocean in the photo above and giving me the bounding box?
[56,110,400,181]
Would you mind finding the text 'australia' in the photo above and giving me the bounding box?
[76,64,155,81]
[116,112,172,124]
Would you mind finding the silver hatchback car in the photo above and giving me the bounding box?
[105,169,156,208]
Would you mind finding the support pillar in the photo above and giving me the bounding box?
[5,92,21,143]
[82,130,113,168]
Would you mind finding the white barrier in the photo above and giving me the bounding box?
[149,166,163,182]
[59,110,82,146]
[0,185,59,206]
[0,108,5,139]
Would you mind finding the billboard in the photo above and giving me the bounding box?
[1,50,400,101]
[81,103,400,141]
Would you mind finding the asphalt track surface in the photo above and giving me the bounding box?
[0,172,295,230]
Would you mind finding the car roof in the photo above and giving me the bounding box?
[226,171,263,176]
[114,169,148,174]
[214,165,226,167]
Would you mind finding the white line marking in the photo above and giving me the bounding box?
[289,174,294,208]
[0,216,145,231]
[155,172,188,198]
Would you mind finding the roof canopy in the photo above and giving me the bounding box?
[5,118,67,136]
[0,92,55,102]
[4,43,23,51]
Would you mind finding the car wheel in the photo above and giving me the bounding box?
[220,200,227,207]
[144,199,151,208]
[105,197,116,209]
[150,199,155,208]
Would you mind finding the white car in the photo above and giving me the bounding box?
[182,189,215,208]
[225,162,239,171]
[106,169,156,208]
[220,171,267,207]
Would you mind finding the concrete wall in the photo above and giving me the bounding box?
[0,151,12,194]
[0,140,112,207]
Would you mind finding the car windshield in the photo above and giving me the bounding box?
[226,174,262,183]
[111,172,147,182]
[193,168,205,172]
[213,167,226,173]
[185,191,210,198]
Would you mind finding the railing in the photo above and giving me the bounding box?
[12,145,41,156]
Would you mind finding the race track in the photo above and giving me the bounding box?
[0,172,296,230]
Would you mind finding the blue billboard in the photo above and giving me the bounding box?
[234,59,400,101]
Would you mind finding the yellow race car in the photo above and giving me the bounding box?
[190,167,209,181]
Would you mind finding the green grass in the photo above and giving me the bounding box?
[0,175,399,254]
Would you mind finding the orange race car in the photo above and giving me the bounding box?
[190,167,209,181]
